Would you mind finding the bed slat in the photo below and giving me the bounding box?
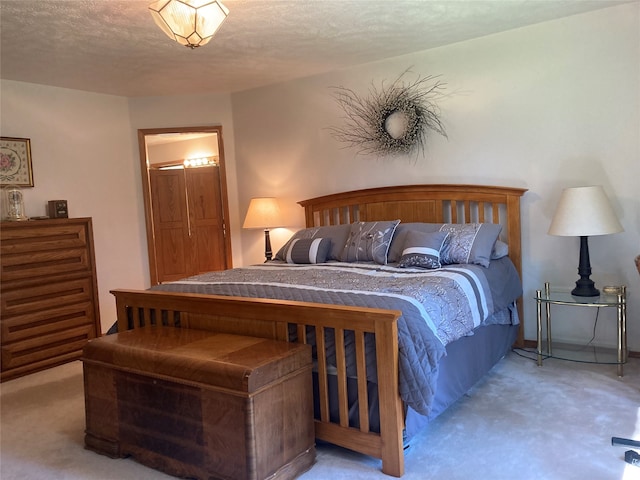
[478,202,485,222]
[355,330,370,433]
[316,326,330,423]
[335,329,349,428]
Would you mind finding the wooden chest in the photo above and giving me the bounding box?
[82,327,315,480]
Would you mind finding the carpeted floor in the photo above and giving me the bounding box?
[1,351,639,480]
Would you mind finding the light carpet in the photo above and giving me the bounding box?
[1,352,639,480]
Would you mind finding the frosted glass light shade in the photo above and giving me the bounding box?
[149,0,228,49]
[243,198,284,229]
[548,186,623,237]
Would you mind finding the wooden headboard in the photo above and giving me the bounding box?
[299,184,528,344]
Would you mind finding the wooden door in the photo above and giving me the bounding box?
[185,166,226,273]
[149,168,191,282]
[150,165,227,283]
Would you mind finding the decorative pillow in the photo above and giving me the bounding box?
[387,223,444,263]
[285,237,331,264]
[275,224,351,261]
[397,231,449,269]
[491,240,509,260]
[439,223,502,267]
[340,220,400,265]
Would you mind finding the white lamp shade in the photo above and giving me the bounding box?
[243,198,285,229]
[548,185,623,237]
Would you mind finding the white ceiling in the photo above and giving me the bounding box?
[0,0,632,98]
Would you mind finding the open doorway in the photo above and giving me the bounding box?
[138,126,232,285]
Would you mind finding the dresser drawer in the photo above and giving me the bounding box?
[1,277,95,317]
[1,324,96,378]
[1,301,97,343]
[0,220,88,255]
[0,247,92,282]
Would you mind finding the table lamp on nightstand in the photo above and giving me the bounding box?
[548,185,624,297]
[243,197,286,262]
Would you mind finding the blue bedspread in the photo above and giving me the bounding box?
[152,258,521,415]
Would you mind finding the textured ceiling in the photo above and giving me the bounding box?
[0,0,632,97]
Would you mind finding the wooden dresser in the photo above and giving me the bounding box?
[1,217,101,382]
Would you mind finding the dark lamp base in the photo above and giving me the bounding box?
[571,235,600,297]
[264,229,273,262]
[571,279,600,297]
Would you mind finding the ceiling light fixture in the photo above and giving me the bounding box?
[149,0,229,49]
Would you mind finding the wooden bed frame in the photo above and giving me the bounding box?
[110,184,527,477]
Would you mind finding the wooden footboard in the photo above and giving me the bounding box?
[111,289,406,477]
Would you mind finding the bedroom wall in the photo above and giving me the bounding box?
[231,4,639,351]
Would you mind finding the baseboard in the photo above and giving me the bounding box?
[521,339,639,359]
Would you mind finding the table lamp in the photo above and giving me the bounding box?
[243,197,285,261]
[548,185,623,296]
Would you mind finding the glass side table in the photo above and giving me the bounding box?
[535,282,627,376]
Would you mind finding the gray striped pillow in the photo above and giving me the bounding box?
[398,230,449,269]
[286,237,331,264]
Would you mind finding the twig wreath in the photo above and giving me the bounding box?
[329,69,447,157]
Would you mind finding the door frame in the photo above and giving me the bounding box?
[138,125,233,285]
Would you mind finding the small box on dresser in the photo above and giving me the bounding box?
[82,327,316,480]
[0,217,101,382]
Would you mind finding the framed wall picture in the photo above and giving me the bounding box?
[1,137,34,187]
